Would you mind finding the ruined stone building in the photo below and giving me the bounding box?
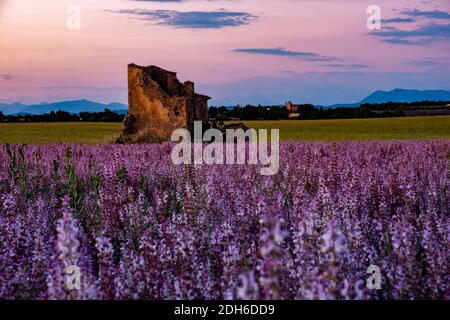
[119,64,210,143]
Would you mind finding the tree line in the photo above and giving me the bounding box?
[0,109,125,123]
[209,101,450,121]
[1,101,448,122]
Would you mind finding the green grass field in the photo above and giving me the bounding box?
[243,116,450,141]
[0,122,121,144]
[0,116,449,144]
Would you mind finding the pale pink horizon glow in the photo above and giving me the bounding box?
[0,0,449,106]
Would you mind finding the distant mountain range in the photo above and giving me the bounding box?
[0,99,128,115]
[0,102,29,115]
[1,89,450,115]
[328,89,450,108]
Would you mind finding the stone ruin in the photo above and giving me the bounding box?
[117,64,210,143]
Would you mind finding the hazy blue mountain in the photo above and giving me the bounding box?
[328,89,450,107]
[1,100,129,115]
[107,102,128,111]
[20,99,108,114]
[1,100,128,115]
[0,102,28,115]
[360,89,450,104]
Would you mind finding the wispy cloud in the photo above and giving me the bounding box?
[233,47,337,62]
[1,74,13,80]
[372,23,450,45]
[401,9,450,20]
[381,17,415,24]
[373,8,450,45]
[109,9,256,29]
[383,8,450,24]
[409,57,450,67]
[321,63,369,69]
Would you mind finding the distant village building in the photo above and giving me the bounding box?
[285,101,302,118]
[285,101,299,113]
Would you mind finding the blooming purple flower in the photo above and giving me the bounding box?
[0,141,448,299]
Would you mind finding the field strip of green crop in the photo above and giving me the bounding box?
[0,122,121,144]
[243,116,450,141]
[0,116,449,144]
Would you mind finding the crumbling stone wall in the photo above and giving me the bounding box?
[118,64,210,143]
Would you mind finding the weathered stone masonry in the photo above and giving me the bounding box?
[119,64,210,142]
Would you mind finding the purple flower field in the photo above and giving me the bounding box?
[0,141,449,300]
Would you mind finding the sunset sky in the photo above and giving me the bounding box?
[0,0,449,106]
